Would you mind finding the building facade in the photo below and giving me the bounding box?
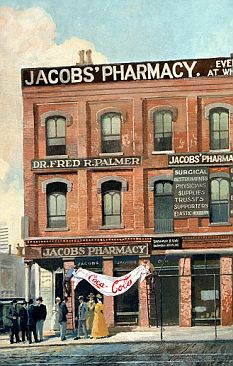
[22,57,233,330]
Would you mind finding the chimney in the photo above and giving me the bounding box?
[86,49,93,64]
[79,50,85,65]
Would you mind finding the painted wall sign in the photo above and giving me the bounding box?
[152,237,182,250]
[42,244,148,258]
[169,152,233,166]
[22,56,233,87]
[173,167,209,218]
[31,156,142,170]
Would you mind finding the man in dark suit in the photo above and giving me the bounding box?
[18,300,28,342]
[34,296,47,342]
[58,297,68,341]
[7,299,21,344]
[74,295,88,340]
[27,298,38,344]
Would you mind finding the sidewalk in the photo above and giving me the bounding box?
[0,325,232,348]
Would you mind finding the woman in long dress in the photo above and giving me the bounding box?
[91,293,109,339]
[51,297,61,332]
[86,293,95,334]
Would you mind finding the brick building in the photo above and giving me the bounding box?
[22,56,233,330]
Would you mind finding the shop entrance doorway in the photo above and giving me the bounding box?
[113,256,139,325]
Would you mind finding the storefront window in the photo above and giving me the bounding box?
[150,255,179,326]
[192,255,220,325]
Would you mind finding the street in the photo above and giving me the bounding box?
[0,341,233,366]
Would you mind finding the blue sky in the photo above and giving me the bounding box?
[1,0,233,62]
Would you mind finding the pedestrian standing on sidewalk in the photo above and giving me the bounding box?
[51,296,61,332]
[18,300,28,342]
[91,293,109,339]
[74,295,88,340]
[27,299,38,344]
[86,293,95,336]
[35,296,47,342]
[7,299,21,344]
[58,297,68,341]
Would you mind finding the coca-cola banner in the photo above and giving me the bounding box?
[72,265,150,296]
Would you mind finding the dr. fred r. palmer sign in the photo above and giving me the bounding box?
[21,57,233,87]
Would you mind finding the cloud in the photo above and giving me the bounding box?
[0,6,107,251]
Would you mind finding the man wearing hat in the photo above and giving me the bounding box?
[7,299,20,344]
[34,296,47,342]
[86,293,95,334]
[74,295,88,340]
[18,300,28,342]
[27,299,38,344]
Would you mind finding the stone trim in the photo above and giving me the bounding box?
[148,175,173,191]
[209,172,229,180]
[42,178,72,193]
[148,105,178,122]
[96,108,126,123]
[205,103,233,119]
[40,110,73,126]
[97,176,128,193]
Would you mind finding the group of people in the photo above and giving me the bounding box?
[52,292,109,341]
[7,292,108,344]
[7,297,47,344]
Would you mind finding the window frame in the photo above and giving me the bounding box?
[209,177,229,224]
[46,182,67,229]
[100,112,122,154]
[209,108,229,151]
[46,116,67,156]
[153,110,173,152]
[154,180,174,233]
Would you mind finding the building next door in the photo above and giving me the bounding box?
[150,255,179,326]
[113,256,139,325]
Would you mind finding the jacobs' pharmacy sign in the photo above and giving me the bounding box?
[22,56,233,87]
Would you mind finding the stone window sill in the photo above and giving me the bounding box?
[45,155,69,159]
[45,227,69,232]
[100,225,125,230]
[99,152,124,156]
[152,150,174,155]
[208,222,231,227]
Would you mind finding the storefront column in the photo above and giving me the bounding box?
[220,257,233,326]
[103,257,114,327]
[139,257,150,327]
[180,257,192,327]
[63,260,75,330]
[24,261,32,301]
[34,262,40,298]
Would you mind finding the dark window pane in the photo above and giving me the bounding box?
[154,182,173,233]
[210,109,229,150]
[101,113,122,153]
[154,111,172,151]
[46,116,66,156]
[210,178,229,223]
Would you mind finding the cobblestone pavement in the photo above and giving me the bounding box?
[0,341,233,366]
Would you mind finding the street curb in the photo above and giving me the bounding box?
[0,337,232,350]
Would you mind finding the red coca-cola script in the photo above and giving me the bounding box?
[112,274,132,294]
[88,274,107,289]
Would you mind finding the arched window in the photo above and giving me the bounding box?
[101,112,122,153]
[46,182,67,228]
[102,180,122,226]
[210,108,229,150]
[46,116,66,156]
[154,111,172,151]
[154,181,173,232]
[210,178,229,223]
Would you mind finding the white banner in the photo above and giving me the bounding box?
[72,265,150,296]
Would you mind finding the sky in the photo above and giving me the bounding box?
[0,0,233,251]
